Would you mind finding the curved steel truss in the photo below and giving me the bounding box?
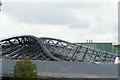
[0,35,116,63]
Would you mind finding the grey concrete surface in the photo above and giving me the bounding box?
[1,60,119,78]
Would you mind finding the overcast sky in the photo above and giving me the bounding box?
[0,0,118,44]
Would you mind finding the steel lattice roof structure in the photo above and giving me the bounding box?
[0,1,2,11]
[0,35,117,63]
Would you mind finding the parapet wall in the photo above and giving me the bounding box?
[1,60,118,78]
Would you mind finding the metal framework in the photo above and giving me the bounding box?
[0,35,117,63]
[0,1,2,11]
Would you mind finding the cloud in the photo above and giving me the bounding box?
[2,2,104,28]
[0,13,87,42]
[0,1,118,44]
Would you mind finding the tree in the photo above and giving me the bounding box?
[13,56,39,79]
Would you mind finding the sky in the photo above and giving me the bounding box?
[0,0,119,44]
